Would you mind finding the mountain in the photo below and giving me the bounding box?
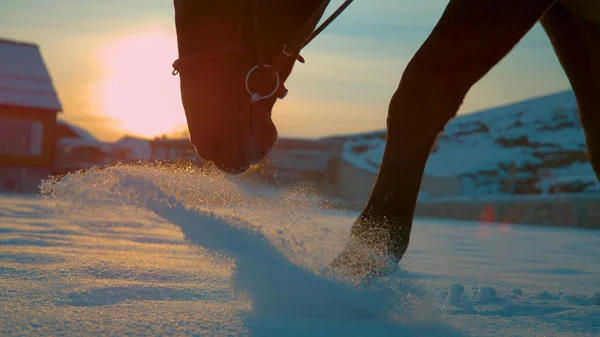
[335,90,598,195]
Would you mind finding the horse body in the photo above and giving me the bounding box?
[172,0,600,284]
[561,0,600,24]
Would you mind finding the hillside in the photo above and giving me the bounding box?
[334,90,599,195]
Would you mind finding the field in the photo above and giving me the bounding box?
[1,165,599,336]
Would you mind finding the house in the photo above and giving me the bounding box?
[0,38,62,193]
[113,135,151,161]
[53,119,114,175]
[149,136,202,163]
[259,137,344,192]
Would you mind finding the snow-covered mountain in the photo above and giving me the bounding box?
[332,90,599,195]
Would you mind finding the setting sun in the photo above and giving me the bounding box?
[95,29,187,139]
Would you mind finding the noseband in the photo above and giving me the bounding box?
[172,0,354,104]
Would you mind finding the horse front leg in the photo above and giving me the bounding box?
[330,0,556,283]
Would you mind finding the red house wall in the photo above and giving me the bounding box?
[0,105,58,168]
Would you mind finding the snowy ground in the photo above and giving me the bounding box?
[1,164,599,336]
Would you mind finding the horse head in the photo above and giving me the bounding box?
[172,0,331,174]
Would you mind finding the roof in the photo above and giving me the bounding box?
[56,119,112,153]
[0,37,62,112]
[56,123,80,139]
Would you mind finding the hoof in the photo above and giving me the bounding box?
[326,237,400,286]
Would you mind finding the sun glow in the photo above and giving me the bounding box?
[96,29,187,139]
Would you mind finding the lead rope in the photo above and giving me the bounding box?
[302,0,354,49]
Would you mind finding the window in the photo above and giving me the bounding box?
[0,117,44,157]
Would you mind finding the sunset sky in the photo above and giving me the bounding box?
[1,0,572,143]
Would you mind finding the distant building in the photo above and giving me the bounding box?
[0,38,62,193]
[259,137,344,193]
[113,135,151,161]
[332,160,466,209]
[149,137,202,163]
[53,119,114,175]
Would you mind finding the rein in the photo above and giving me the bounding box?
[172,0,354,103]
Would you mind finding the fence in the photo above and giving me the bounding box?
[414,193,600,229]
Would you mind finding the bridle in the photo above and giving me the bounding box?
[172,0,353,104]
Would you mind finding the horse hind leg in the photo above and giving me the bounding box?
[541,3,600,182]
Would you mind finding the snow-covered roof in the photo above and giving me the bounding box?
[57,119,98,143]
[0,38,62,112]
[56,119,112,153]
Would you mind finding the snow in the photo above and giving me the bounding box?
[341,137,384,174]
[537,162,599,191]
[477,287,496,304]
[448,90,577,126]
[1,164,599,336]
[447,284,464,306]
[341,132,543,178]
[0,38,62,111]
[424,135,541,178]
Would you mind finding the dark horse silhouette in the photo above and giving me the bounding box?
[172,0,600,283]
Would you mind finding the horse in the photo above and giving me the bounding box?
[171,0,600,284]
